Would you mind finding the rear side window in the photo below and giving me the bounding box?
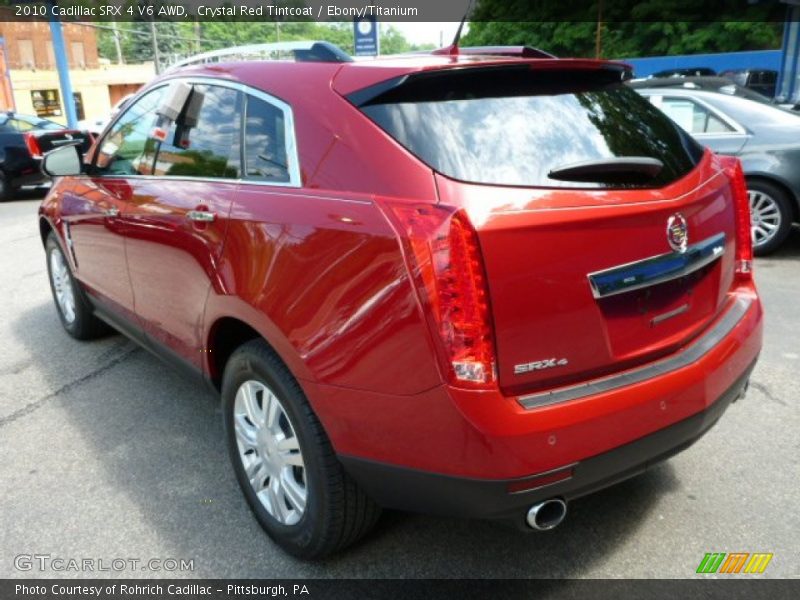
[659,98,734,134]
[244,95,289,183]
[353,66,704,189]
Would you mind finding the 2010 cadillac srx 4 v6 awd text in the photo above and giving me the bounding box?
[38,42,762,558]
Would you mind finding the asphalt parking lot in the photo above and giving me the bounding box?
[1,192,798,579]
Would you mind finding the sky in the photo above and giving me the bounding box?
[384,22,469,48]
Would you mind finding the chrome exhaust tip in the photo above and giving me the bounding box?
[526,498,567,531]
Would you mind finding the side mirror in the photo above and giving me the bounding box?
[42,143,82,177]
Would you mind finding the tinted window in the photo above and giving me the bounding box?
[95,88,165,176]
[660,98,734,134]
[0,115,63,132]
[147,84,242,179]
[30,118,64,131]
[243,95,289,183]
[356,67,703,189]
[8,119,34,132]
[693,92,800,131]
[12,115,65,131]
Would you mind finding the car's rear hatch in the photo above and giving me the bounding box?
[348,61,740,395]
[435,165,735,395]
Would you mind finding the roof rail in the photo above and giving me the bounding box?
[167,41,352,71]
[455,46,557,59]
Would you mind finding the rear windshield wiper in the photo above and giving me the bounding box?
[548,157,664,184]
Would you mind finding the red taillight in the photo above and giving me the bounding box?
[720,156,753,281]
[23,132,42,159]
[381,202,496,389]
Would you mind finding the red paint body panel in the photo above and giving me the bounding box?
[39,54,763,497]
[205,185,442,394]
[120,178,233,370]
[47,178,138,325]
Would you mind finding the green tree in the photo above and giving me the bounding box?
[462,0,783,58]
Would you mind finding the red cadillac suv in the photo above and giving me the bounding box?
[38,42,763,558]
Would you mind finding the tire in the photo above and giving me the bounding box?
[747,179,794,256]
[45,233,109,340]
[0,172,9,201]
[222,339,381,558]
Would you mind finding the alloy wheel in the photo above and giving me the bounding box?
[233,380,307,526]
[748,189,782,249]
[49,249,76,324]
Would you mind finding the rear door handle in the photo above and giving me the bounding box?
[187,210,216,223]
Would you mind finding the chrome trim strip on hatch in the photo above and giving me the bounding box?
[518,295,753,410]
[587,233,725,300]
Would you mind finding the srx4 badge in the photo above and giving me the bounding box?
[514,358,569,375]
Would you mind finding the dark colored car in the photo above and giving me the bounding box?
[38,43,762,558]
[637,87,800,254]
[650,67,716,78]
[721,69,778,99]
[0,112,91,200]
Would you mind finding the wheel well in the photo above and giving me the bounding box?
[207,318,262,390]
[745,175,800,222]
[39,218,54,246]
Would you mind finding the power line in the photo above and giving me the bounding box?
[71,21,228,48]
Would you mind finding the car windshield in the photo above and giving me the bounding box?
[354,66,703,189]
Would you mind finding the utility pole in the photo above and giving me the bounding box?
[149,20,161,74]
[47,0,77,128]
[112,22,124,65]
[194,19,201,54]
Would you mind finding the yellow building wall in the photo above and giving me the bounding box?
[9,63,155,124]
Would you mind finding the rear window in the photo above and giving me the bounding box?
[353,66,704,189]
[0,114,63,132]
[11,114,63,131]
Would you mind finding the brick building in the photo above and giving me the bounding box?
[0,19,154,124]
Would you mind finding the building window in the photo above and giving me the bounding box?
[18,39,35,68]
[31,89,62,117]
[73,92,85,120]
[70,42,85,68]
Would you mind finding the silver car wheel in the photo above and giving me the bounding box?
[49,248,76,324]
[233,380,307,526]
[749,189,782,249]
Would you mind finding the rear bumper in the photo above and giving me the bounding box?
[340,358,754,522]
[308,288,762,516]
